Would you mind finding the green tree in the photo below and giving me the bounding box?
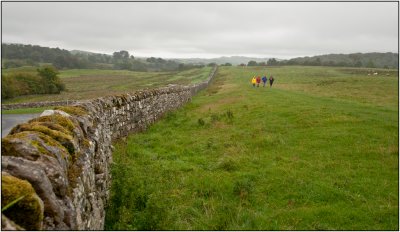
[267,58,278,66]
[354,61,363,67]
[1,75,17,99]
[366,60,375,68]
[146,57,157,63]
[37,66,65,94]
[314,57,322,66]
[349,53,361,66]
[115,60,133,70]
[132,60,147,71]
[113,50,130,60]
[247,60,257,66]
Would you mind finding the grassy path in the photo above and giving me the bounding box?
[105,66,398,230]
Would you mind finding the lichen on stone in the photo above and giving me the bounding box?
[1,173,44,230]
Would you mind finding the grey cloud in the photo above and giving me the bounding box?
[2,2,398,58]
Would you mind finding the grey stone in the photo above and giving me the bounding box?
[1,156,66,230]
[1,214,25,230]
[40,110,71,118]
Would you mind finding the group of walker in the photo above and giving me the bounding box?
[252,75,274,88]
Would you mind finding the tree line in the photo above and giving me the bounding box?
[1,44,208,100]
[1,43,204,72]
[244,53,398,69]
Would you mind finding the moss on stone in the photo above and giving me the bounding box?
[1,174,44,230]
[34,132,72,161]
[35,132,67,151]
[37,121,72,136]
[67,163,83,192]
[1,131,54,158]
[54,106,88,116]
[11,122,76,154]
[2,131,69,161]
[1,137,23,158]
[29,114,76,132]
[31,139,52,156]
[10,121,72,137]
[82,139,91,148]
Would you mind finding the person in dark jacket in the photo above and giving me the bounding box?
[269,75,275,87]
[262,75,267,87]
[256,76,261,87]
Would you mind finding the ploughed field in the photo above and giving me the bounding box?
[105,66,398,230]
[2,67,212,104]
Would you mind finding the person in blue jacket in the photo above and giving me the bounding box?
[262,75,267,87]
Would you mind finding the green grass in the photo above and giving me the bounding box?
[1,107,51,115]
[2,67,212,104]
[1,66,39,75]
[105,66,398,230]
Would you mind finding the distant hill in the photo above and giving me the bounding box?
[1,43,200,72]
[171,56,273,66]
[283,52,398,69]
[2,43,398,69]
[172,53,398,69]
[70,50,102,55]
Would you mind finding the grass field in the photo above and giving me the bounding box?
[105,66,398,230]
[2,67,212,104]
[1,106,52,114]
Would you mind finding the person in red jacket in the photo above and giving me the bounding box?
[256,76,261,87]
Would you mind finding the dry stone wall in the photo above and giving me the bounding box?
[1,67,217,230]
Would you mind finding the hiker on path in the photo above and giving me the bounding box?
[269,75,275,87]
[256,76,261,87]
[262,75,267,87]
[251,76,256,87]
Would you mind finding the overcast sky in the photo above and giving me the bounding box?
[2,2,398,59]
